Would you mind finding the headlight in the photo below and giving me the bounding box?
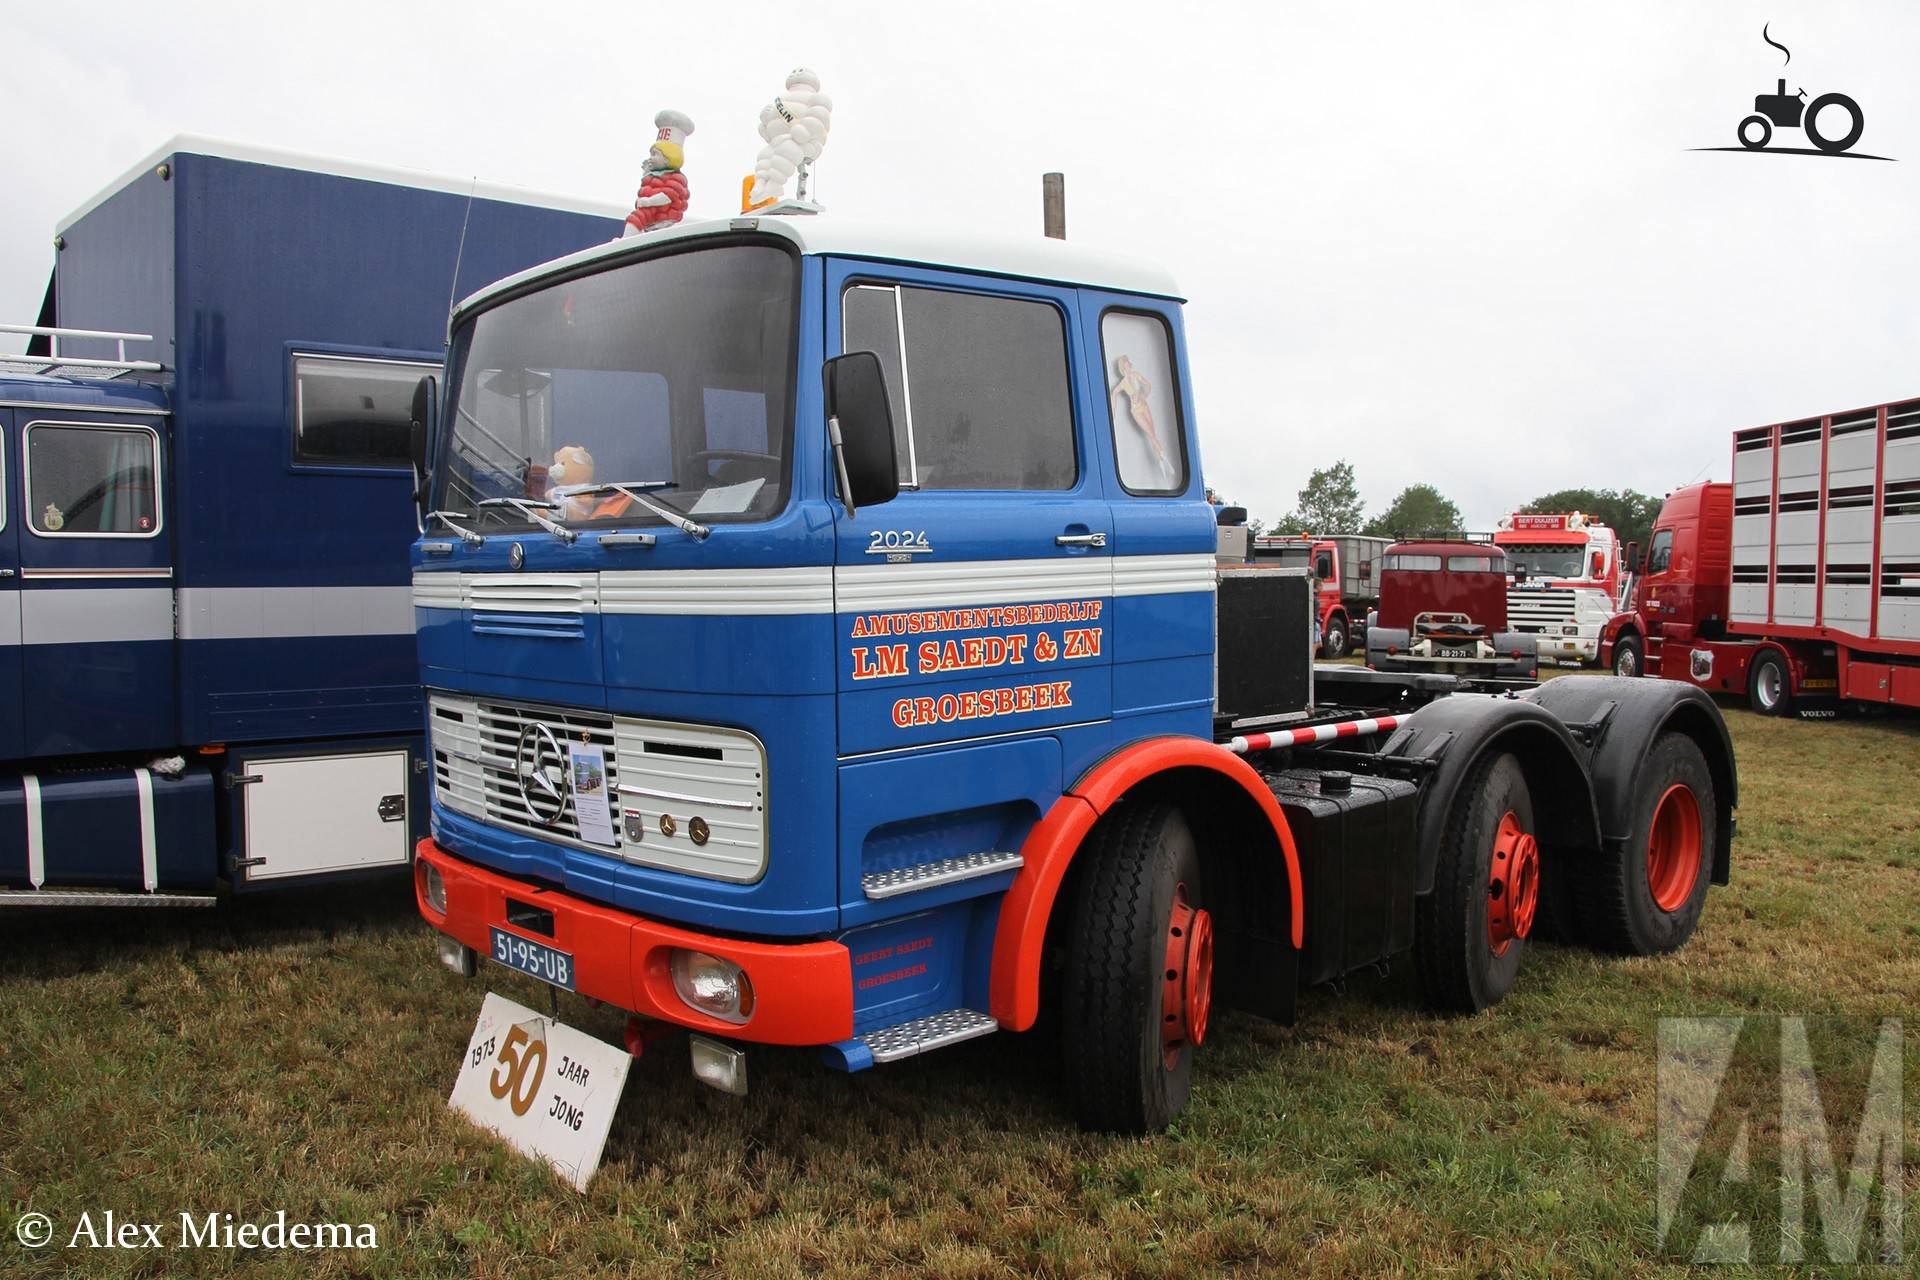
[422,861,447,914]
[670,950,755,1023]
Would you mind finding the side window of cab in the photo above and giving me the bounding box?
[841,283,1076,491]
[1647,529,1674,575]
[24,422,162,537]
[1098,310,1187,495]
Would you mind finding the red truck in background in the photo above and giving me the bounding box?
[1365,538,1538,679]
[1601,394,1920,714]
[1496,513,1623,667]
[1251,533,1390,657]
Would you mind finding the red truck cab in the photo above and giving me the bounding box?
[1601,484,1732,680]
[1496,512,1623,666]
[1248,533,1387,657]
[1364,540,1537,678]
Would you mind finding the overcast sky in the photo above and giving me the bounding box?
[8,1,1917,528]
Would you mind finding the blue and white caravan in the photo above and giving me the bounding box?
[0,138,621,905]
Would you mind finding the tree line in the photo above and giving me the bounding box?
[1233,460,1663,549]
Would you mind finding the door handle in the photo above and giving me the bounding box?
[0,568,13,578]
[1055,532,1107,548]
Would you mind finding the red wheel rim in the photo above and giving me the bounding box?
[1162,883,1213,1069]
[1486,811,1539,956]
[1646,783,1702,912]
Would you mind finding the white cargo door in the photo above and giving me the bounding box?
[238,750,411,881]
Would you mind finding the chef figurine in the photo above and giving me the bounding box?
[622,109,695,237]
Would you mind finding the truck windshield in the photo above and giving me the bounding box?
[433,243,796,530]
[1500,542,1587,579]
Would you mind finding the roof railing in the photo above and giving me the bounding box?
[0,323,165,380]
[1392,530,1497,545]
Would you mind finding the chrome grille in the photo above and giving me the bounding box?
[611,719,767,882]
[428,692,767,882]
[429,694,620,851]
[1506,587,1576,633]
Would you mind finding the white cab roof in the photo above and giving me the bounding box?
[58,134,627,235]
[453,210,1184,321]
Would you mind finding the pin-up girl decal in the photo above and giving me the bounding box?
[1112,354,1172,476]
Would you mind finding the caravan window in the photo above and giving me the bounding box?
[24,422,161,537]
[293,353,439,468]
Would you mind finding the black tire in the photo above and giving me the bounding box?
[1573,733,1715,955]
[1415,752,1534,1013]
[1748,651,1792,716]
[1061,801,1207,1133]
[1612,635,1644,678]
[1804,92,1863,153]
[1738,114,1772,150]
[1323,615,1349,659]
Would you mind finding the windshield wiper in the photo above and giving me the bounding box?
[552,481,711,541]
[477,496,578,543]
[424,510,487,546]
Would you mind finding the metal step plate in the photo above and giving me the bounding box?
[0,889,218,908]
[858,1008,999,1063]
[861,849,1023,900]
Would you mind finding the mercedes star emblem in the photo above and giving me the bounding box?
[509,542,525,570]
[514,722,568,826]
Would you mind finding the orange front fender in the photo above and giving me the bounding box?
[988,737,1302,1031]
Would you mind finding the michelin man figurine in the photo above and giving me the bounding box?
[745,68,833,209]
[622,109,696,237]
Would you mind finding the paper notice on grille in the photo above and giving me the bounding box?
[568,743,617,847]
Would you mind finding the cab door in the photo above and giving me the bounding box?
[0,410,22,760]
[826,261,1115,761]
[16,412,175,756]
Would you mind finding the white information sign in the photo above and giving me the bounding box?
[568,742,616,847]
[449,992,631,1191]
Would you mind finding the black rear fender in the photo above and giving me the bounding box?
[1384,695,1601,895]
[1521,676,1738,884]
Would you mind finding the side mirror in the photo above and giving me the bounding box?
[409,375,438,513]
[822,352,899,514]
[1623,541,1640,574]
[1215,505,1248,526]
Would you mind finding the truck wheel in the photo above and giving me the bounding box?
[1612,635,1643,678]
[1415,752,1537,1013]
[1061,801,1213,1133]
[1323,616,1349,659]
[1574,733,1715,955]
[1748,652,1791,716]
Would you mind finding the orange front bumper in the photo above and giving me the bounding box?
[414,839,854,1046]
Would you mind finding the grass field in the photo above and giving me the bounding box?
[3,686,1917,1278]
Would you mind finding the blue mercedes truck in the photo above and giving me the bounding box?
[1,138,618,905]
[411,210,1739,1131]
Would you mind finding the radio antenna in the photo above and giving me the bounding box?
[445,177,479,333]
